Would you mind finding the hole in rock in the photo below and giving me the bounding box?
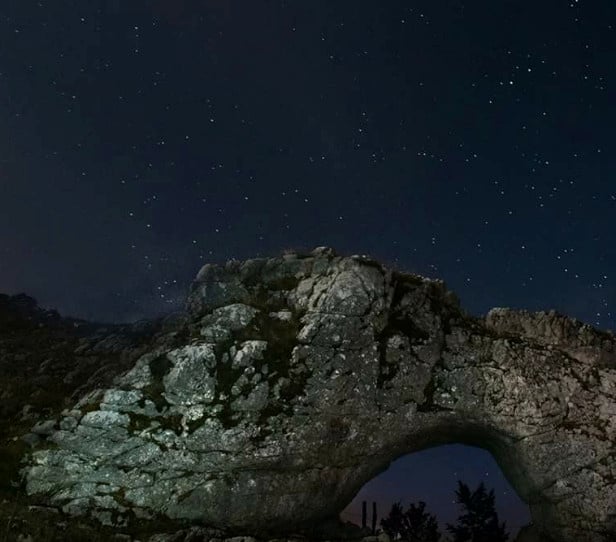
[340,444,532,540]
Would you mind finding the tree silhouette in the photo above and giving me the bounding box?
[380,500,442,542]
[445,480,509,542]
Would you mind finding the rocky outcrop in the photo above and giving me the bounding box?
[1,248,615,542]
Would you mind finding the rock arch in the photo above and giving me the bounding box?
[18,248,616,541]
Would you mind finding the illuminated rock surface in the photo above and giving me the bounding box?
[2,248,615,541]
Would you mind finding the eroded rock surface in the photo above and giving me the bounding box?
[2,248,615,542]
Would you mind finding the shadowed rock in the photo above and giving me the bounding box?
[2,248,615,541]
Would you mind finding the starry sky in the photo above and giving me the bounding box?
[1,0,614,537]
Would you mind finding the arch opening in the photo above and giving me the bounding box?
[338,435,533,541]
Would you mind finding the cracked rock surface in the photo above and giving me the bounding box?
[2,248,615,541]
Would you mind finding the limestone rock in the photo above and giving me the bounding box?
[1,249,615,541]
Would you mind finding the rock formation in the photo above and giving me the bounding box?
[1,247,615,542]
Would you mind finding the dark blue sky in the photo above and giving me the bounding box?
[1,1,614,537]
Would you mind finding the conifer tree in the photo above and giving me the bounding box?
[445,481,509,542]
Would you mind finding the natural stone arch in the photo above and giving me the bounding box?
[19,248,616,541]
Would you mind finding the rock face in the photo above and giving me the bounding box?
[2,248,616,542]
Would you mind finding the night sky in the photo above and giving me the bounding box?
[1,0,614,537]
